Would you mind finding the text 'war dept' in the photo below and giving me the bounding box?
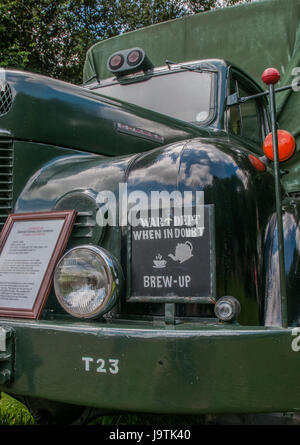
[129,206,214,300]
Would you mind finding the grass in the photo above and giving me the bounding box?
[89,413,205,425]
[0,393,35,425]
[0,392,205,425]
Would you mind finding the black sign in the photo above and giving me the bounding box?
[127,205,215,303]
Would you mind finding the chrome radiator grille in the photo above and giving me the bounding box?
[0,135,13,230]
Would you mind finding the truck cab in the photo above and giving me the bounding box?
[85,56,270,155]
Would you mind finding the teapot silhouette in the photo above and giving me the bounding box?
[168,241,193,264]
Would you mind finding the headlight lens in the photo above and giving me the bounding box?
[54,245,123,319]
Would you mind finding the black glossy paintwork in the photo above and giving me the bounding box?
[13,133,276,325]
[264,200,300,327]
[125,137,276,325]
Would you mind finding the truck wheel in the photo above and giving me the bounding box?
[22,396,92,425]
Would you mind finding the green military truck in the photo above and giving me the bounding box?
[0,0,300,424]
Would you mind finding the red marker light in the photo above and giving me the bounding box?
[263,130,296,162]
[262,68,281,85]
[248,155,266,172]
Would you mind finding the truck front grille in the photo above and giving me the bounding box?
[0,136,13,231]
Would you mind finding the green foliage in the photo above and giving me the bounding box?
[0,392,204,425]
[0,0,106,83]
[90,413,205,425]
[185,0,252,13]
[0,0,254,87]
[0,393,35,425]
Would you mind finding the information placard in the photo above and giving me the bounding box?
[0,211,76,318]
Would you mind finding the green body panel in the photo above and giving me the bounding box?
[12,141,87,208]
[1,319,300,414]
[2,70,206,157]
[84,0,300,192]
[11,136,278,327]
[0,119,297,414]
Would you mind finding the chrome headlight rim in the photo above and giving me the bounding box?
[54,244,123,319]
[214,296,241,323]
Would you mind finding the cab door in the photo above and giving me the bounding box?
[226,68,270,155]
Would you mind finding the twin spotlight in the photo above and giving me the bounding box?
[107,48,154,77]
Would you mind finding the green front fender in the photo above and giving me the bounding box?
[1,319,300,414]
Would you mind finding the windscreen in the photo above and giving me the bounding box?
[97,70,214,124]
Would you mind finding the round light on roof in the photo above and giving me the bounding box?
[54,245,123,319]
[108,53,124,70]
[127,49,143,66]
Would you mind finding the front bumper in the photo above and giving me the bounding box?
[0,318,300,414]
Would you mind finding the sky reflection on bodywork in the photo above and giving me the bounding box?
[15,153,133,212]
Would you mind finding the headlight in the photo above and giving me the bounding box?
[214,296,241,322]
[54,245,123,319]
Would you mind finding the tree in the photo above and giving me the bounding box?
[0,1,31,67]
[184,0,252,12]
[0,0,254,84]
[0,0,109,82]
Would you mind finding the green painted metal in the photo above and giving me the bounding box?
[2,70,206,158]
[84,0,300,193]
[1,3,300,417]
[11,135,277,326]
[1,319,300,414]
[12,141,85,208]
[0,58,290,416]
[268,84,287,328]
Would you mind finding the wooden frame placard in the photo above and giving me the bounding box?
[0,210,76,319]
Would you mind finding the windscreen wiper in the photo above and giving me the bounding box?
[165,60,218,73]
[83,73,100,86]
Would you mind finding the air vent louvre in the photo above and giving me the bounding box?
[0,81,13,116]
[54,191,104,246]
